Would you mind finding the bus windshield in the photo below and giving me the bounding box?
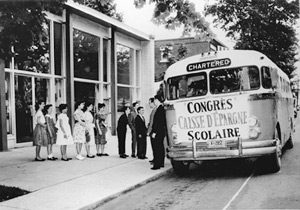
[166,66,260,100]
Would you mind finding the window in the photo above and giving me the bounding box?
[116,44,140,113]
[261,67,272,89]
[117,45,133,85]
[15,21,50,73]
[167,73,207,100]
[54,22,63,75]
[73,29,99,80]
[210,66,260,94]
[5,73,12,134]
[75,82,96,104]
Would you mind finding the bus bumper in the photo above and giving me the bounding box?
[167,138,280,161]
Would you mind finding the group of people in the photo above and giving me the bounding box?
[117,94,167,170]
[33,101,108,161]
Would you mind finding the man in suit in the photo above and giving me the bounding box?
[150,95,166,170]
[147,97,157,164]
[135,106,147,159]
[117,106,131,158]
[128,101,139,157]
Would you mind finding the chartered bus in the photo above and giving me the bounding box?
[164,50,294,175]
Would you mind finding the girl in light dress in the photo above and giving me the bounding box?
[33,100,47,161]
[84,102,95,158]
[73,101,87,160]
[56,104,73,161]
[95,103,108,156]
[44,104,58,160]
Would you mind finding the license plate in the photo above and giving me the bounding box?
[207,139,226,148]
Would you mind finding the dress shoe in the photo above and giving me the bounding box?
[47,157,56,161]
[124,154,129,157]
[87,155,95,158]
[149,159,154,163]
[35,158,45,161]
[61,158,69,161]
[151,166,160,170]
[102,153,109,156]
[131,155,136,158]
[96,153,102,157]
[119,154,127,158]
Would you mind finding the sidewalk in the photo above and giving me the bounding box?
[0,131,172,210]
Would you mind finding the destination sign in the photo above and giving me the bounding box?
[187,58,231,72]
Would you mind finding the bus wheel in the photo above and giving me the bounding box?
[171,159,190,176]
[285,122,294,149]
[269,128,282,173]
[285,134,294,149]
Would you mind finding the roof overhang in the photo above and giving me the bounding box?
[65,0,152,41]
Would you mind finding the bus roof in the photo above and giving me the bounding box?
[164,50,286,80]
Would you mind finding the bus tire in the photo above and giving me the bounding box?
[285,121,294,149]
[171,159,190,176]
[269,128,281,173]
[285,134,294,149]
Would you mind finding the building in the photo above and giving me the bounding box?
[0,1,155,150]
[155,37,228,81]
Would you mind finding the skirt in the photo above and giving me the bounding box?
[33,124,48,147]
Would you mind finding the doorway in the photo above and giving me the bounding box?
[15,75,50,143]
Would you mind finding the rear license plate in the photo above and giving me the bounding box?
[207,139,226,148]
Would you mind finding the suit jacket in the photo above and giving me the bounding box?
[117,113,128,133]
[151,104,166,136]
[128,110,137,130]
[135,115,147,138]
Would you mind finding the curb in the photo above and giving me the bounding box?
[81,167,173,210]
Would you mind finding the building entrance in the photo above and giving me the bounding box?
[15,75,50,143]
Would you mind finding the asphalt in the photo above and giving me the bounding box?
[0,131,172,210]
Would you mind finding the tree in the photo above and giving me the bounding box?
[205,0,299,77]
[134,0,214,39]
[0,0,122,62]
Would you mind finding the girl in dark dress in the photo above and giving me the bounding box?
[44,104,58,160]
[95,103,108,156]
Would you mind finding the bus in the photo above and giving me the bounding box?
[164,50,294,175]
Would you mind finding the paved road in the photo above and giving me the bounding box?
[96,120,300,210]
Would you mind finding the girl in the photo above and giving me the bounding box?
[56,104,73,161]
[44,104,58,160]
[73,101,87,160]
[84,102,95,158]
[33,100,48,161]
[95,103,108,156]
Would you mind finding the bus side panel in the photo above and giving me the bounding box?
[277,95,294,145]
[165,106,177,147]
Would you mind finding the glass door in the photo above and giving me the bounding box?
[15,75,50,143]
[15,75,33,143]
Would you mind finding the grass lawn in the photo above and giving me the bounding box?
[0,185,30,202]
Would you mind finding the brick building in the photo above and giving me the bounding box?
[155,37,228,81]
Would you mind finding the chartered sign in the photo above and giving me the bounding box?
[187,58,231,72]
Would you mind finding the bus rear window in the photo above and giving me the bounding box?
[167,72,207,100]
[210,66,260,94]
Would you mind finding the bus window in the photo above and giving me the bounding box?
[210,66,260,94]
[167,72,207,100]
[262,67,272,89]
